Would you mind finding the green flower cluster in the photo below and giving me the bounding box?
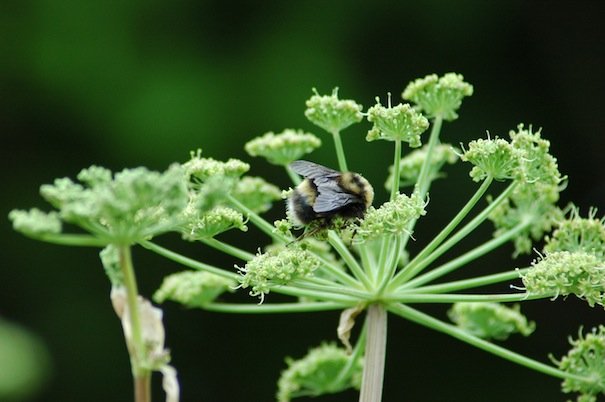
[181,206,247,241]
[355,192,425,242]
[448,302,535,341]
[402,73,473,121]
[366,101,429,145]
[245,129,321,166]
[153,271,236,308]
[277,343,363,402]
[305,88,363,134]
[544,207,605,258]
[238,246,321,300]
[555,326,605,401]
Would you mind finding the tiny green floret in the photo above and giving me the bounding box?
[462,137,518,182]
[153,271,236,308]
[232,176,282,213]
[544,207,605,259]
[238,245,321,301]
[384,143,458,189]
[448,302,535,341]
[521,251,605,307]
[555,326,605,400]
[245,129,321,166]
[183,149,250,184]
[402,73,473,121]
[305,88,363,134]
[355,192,425,242]
[509,124,562,185]
[366,101,429,146]
[9,208,62,236]
[181,206,247,241]
[277,343,363,402]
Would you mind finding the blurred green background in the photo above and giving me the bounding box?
[2,1,605,401]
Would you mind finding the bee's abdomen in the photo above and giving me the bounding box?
[287,180,318,226]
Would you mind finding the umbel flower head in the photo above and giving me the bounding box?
[12,164,190,244]
[355,192,426,243]
[366,100,429,146]
[544,207,605,259]
[521,251,605,307]
[277,343,363,402]
[245,129,321,166]
[305,88,363,134]
[402,73,473,121]
[153,271,236,308]
[448,302,535,341]
[180,205,247,241]
[554,326,605,401]
[237,245,321,301]
[461,137,519,182]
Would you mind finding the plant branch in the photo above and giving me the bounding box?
[201,237,254,261]
[202,301,347,313]
[331,129,348,172]
[328,230,372,289]
[359,304,387,402]
[406,267,529,294]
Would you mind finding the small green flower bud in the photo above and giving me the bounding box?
[366,101,429,146]
[238,245,320,301]
[153,271,236,307]
[183,149,249,184]
[232,176,282,213]
[522,251,605,307]
[461,137,519,182]
[9,208,62,236]
[385,143,458,189]
[402,73,473,121]
[76,165,112,187]
[448,302,535,341]
[245,129,321,166]
[273,219,294,238]
[355,192,426,243]
[99,245,123,286]
[544,207,605,258]
[277,343,363,402]
[555,326,605,400]
[305,88,363,134]
[181,206,247,241]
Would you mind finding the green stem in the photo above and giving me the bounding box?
[227,194,286,243]
[377,235,401,296]
[269,284,360,303]
[402,222,531,289]
[201,238,254,261]
[315,253,362,289]
[392,181,517,288]
[140,240,239,281]
[285,165,302,185]
[407,267,529,294]
[356,243,375,279]
[203,301,346,314]
[416,115,443,200]
[390,139,402,201]
[332,129,348,172]
[359,304,387,402]
[388,303,591,383]
[28,232,108,247]
[396,177,493,283]
[289,280,372,300]
[118,245,151,402]
[387,292,546,304]
[328,230,372,289]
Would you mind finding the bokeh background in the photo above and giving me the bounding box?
[2,1,605,401]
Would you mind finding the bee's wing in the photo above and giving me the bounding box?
[289,160,340,179]
[313,181,361,213]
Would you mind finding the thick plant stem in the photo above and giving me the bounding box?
[359,304,388,402]
[118,245,151,402]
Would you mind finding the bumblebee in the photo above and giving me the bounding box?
[287,160,374,228]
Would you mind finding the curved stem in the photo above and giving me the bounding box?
[227,194,286,243]
[201,238,254,261]
[328,230,372,289]
[402,222,531,289]
[388,304,592,383]
[405,267,529,294]
[332,129,348,172]
[395,177,493,283]
[390,139,402,200]
[139,240,239,281]
[392,181,517,288]
[359,304,388,402]
[203,301,346,314]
